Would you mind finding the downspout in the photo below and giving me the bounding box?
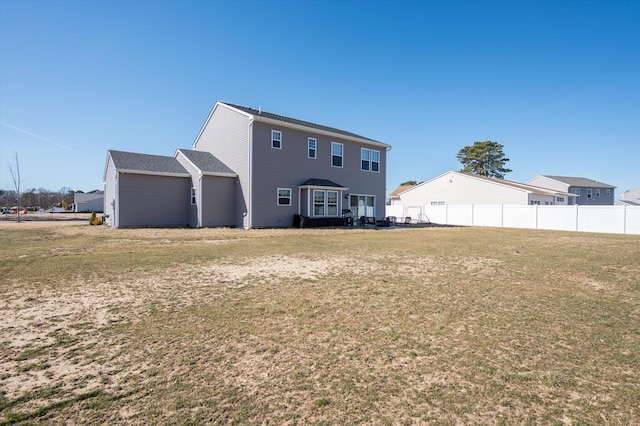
[247,117,254,229]
[198,174,203,228]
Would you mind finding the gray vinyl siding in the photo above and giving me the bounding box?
[103,157,117,227]
[201,176,236,227]
[117,174,190,228]
[194,105,251,228]
[250,121,387,227]
[571,186,615,205]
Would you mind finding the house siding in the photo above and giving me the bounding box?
[250,121,387,227]
[201,176,236,227]
[527,176,567,193]
[193,104,251,228]
[569,186,615,205]
[117,173,190,228]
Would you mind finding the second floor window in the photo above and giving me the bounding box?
[570,188,580,198]
[272,130,282,149]
[361,148,370,171]
[361,148,380,172]
[587,188,593,199]
[332,142,343,168]
[308,138,317,159]
[371,150,380,172]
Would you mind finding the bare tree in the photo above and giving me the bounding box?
[8,152,23,222]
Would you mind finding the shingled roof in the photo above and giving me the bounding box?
[543,176,616,189]
[299,178,347,188]
[176,149,236,176]
[108,150,189,176]
[222,102,383,144]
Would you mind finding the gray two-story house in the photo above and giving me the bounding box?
[103,101,391,228]
[527,175,616,205]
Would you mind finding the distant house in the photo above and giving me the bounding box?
[391,171,574,207]
[527,175,616,205]
[74,190,104,213]
[104,101,390,228]
[618,188,640,206]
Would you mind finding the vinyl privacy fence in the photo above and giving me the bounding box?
[386,204,640,235]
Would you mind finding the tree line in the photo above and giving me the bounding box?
[0,187,78,210]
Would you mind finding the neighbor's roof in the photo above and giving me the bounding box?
[389,184,416,198]
[542,176,616,189]
[468,173,573,196]
[108,150,189,176]
[395,171,575,197]
[176,149,236,176]
[221,102,388,147]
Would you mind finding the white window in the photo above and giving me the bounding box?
[570,188,580,198]
[606,189,611,196]
[313,190,325,215]
[331,142,343,168]
[430,201,445,205]
[308,138,316,159]
[587,188,593,199]
[271,130,282,149]
[327,191,338,216]
[371,150,380,172]
[191,187,196,205]
[596,189,601,197]
[557,197,564,202]
[312,190,340,217]
[277,188,291,206]
[361,148,370,171]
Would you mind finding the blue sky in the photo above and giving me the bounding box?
[1,0,638,197]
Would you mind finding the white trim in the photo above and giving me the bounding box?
[247,118,254,229]
[277,187,292,206]
[271,130,282,149]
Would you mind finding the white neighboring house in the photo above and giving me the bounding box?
[392,171,574,207]
[74,190,104,213]
[618,188,640,206]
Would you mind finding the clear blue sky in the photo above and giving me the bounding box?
[1,0,638,197]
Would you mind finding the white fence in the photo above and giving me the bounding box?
[386,204,640,235]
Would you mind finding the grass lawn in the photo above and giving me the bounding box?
[1,222,639,425]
